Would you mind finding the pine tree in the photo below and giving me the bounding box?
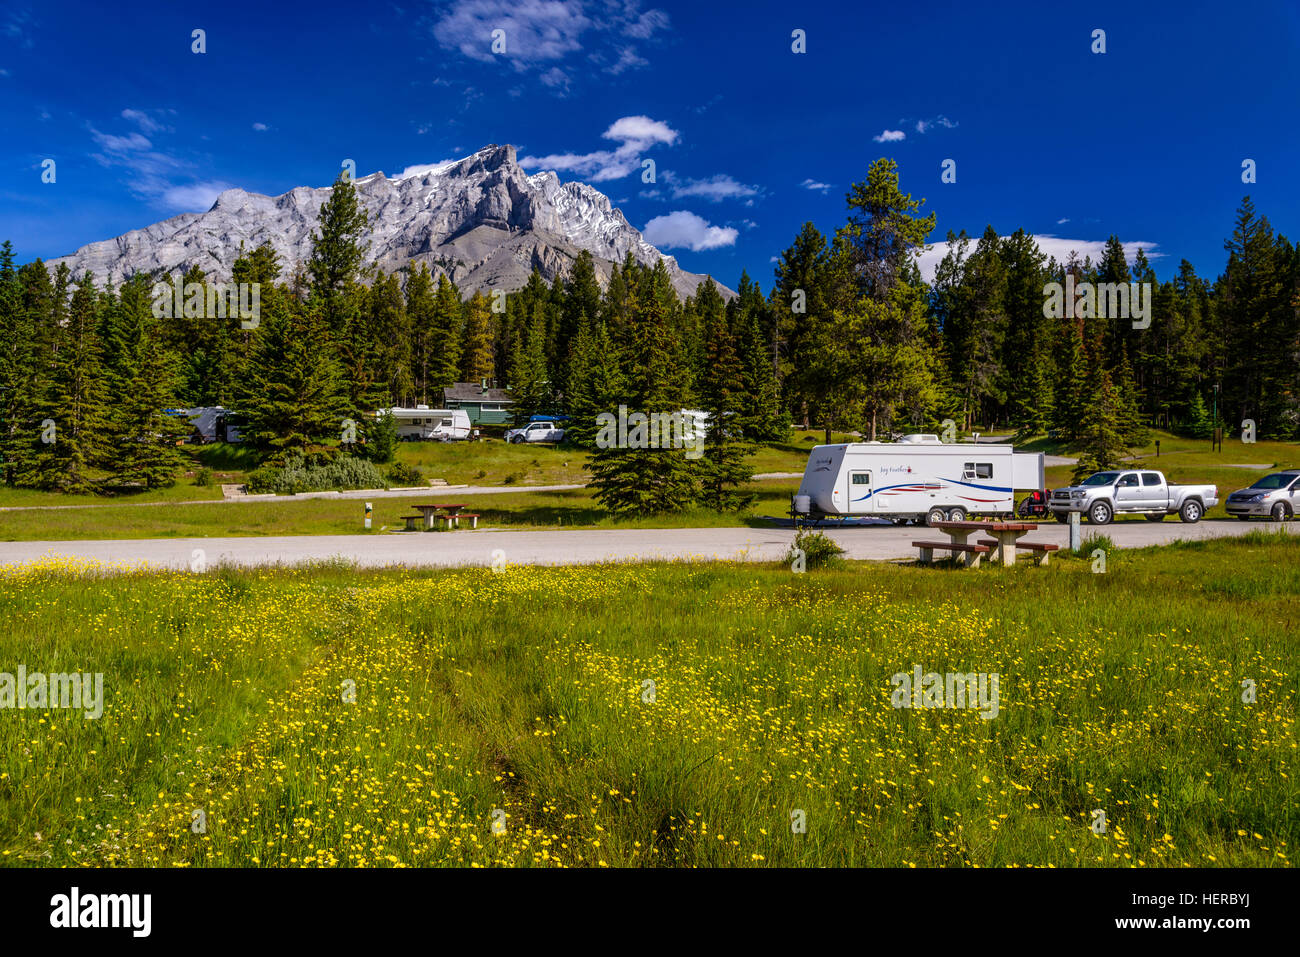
[0,244,34,486]
[588,260,697,513]
[556,251,601,405]
[843,158,936,302]
[22,273,112,492]
[429,275,464,394]
[308,173,371,338]
[405,264,436,405]
[565,317,624,449]
[698,278,755,511]
[113,325,188,488]
[460,291,494,383]
[1072,362,1127,482]
[368,272,411,404]
[241,288,343,461]
[507,305,551,423]
[1113,345,1150,446]
[1052,321,1088,443]
[1185,392,1213,439]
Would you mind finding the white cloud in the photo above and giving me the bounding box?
[160,180,234,212]
[92,129,151,153]
[433,0,589,64]
[121,108,166,134]
[873,129,905,143]
[800,178,832,193]
[539,66,569,89]
[432,0,668,73]
[252,122,269,132]
[1056,217,1069,225]
[394,158,464,179]
[623,8,669,38]
[606,46,648,74]
[520,114,678,181]
[89,118,229,212]
[642,211,737,251]
[914,115,957,134]
[671,174,757,202]
[914,234,1163,283]
[0,68,10,77]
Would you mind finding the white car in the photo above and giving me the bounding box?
[1225,471,1300,521]
[505,421,566,444]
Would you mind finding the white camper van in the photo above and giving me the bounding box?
[384,407,471,442]
[792,434,1045,526]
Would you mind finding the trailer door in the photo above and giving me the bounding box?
[846,470,874,513]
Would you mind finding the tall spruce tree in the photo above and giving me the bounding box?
[23,273,112,492]
[241,288,343,461]
[697,278,754,511]
[460,291,494,384]
[588,260,697,512]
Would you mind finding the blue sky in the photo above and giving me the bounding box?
[2,0,1298,287]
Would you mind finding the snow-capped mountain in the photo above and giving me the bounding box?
[48,144,727,299]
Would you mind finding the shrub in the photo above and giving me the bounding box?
[387,461,425,487]
[194,468,213,487]
[245,453,387,495]
[1074,532,1115,559]
[786,529,846,570]
[364,410,399,464]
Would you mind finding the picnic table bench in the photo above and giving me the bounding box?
[977,538,1060,566]
[912,539,991,568]
[919,520,1043,568]
[408,503,473,530]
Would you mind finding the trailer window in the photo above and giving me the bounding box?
[963,463,993,480]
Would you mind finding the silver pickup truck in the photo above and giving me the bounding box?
[1049,469,1218,524]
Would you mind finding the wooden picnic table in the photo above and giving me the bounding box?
[410,503,470,530]
[930,520,1039,567]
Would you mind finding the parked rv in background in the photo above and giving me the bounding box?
[793,434,1045,526]
[175,407,242,444]
[385,407,471,441]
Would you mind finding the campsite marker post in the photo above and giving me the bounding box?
[1069,511,1081,551]
[364,502,373,530]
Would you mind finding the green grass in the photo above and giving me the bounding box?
[0,483,803,540]
[1,429,1296,538]
[1,534,1293,867]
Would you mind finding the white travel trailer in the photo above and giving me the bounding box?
[384,407,471,441]
[793,434,1045,525]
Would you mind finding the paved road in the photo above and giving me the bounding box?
[0,518,1292,571]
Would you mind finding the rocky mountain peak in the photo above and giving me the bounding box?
[47,144,727,300]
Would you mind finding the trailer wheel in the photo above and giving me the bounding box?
[925,506,947,527]
[946,507,967,522]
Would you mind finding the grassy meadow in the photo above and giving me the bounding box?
[0,532,1294,868]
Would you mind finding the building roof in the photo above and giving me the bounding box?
[443,382,512,403]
